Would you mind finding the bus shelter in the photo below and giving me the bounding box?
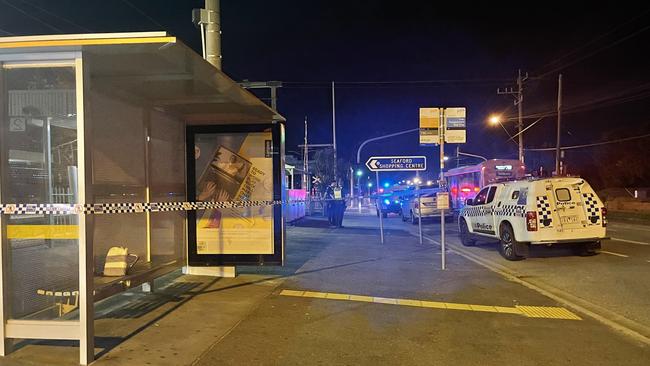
[0,32,283,364]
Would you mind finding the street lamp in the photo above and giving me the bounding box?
[443,156,449,161]
[489,115,502,125]
[356,169,363,197]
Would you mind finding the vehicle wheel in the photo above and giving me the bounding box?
[499,224,526,261]
[459,218,476,247]
[410,211,418,225]
[382,212,388,218]
[376,209,380,217]
[401,212,407,222]
[574,241,600,256]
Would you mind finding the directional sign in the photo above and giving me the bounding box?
[365,156,426,172]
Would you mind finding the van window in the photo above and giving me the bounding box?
[474,187,490,205]
[511,191,519,200]
[556,188,571,201]
[486,186,497,204]
[517,188,528,205]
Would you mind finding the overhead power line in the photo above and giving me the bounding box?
[525,133,650,151]
[1,0,63,33]
[533,9,650,77]
[0,26,14,35]
[284,78,511,86]
[535,20,650,78]
[120,0,165,29]
[15,0,91,32]
[503,81,650,121]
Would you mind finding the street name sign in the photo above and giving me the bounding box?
[366,156,427,172]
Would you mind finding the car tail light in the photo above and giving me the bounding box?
[526,211,538,231]
[601,207,607,227]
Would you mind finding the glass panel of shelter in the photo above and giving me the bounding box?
[1,64,79,320]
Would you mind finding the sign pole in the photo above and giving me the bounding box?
[439,108,446,270]
[416,171,422,244]
[377,171,384,244]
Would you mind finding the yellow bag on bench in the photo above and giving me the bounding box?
[104,247,138,277]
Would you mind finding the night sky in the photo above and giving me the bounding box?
[2,1,650,186]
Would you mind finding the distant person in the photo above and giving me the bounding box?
[325,182,336,226]
[333,186,346,228]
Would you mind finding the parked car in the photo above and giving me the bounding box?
[400,188,453,224]
[375,193,401,218]
[458,177,607,260]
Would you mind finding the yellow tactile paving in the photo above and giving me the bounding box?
[516,306,582,320]
[279,289,581,320]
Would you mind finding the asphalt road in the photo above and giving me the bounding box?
[381,212,650,342]
[196,214,649,365]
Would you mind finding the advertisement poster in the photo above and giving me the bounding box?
[194,132,274,254]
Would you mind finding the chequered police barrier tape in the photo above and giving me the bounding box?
[0,199,336,215]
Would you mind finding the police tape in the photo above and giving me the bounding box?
[0,198,345,215]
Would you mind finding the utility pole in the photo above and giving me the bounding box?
[193,0,221,69]
[331,81,338,185]
[439,108,446,270]
[205,0,221,69]
[498,69,528,163]
[555,74,563,175]
[303,116,308,190]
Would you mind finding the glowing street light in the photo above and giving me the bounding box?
[367,182,373,187]
[356,170,363,177]
[383,182,390,188]
[443,156,449,161]
[489,115,502,125]
[426,180,433,186]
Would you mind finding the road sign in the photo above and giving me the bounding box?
[419,108,440,146]
[436,192,450,209]
[365,156,426,172]
[444,107,466,143]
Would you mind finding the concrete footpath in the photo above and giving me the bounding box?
[1,214,649,365]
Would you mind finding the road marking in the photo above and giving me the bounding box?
[425,234,650,346]
[600,250,629,258]
[610,237,650,246]
[279,289,581,320]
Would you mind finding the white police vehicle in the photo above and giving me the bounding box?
[458,177,607,260]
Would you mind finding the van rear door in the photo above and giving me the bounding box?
[548,180,588,231]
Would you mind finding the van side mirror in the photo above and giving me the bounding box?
[466,198,473,206]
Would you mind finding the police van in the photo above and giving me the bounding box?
[458,177,607,260]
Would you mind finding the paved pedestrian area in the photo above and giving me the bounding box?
[1,214,648,365]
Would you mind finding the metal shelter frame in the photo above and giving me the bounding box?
[0,32,283,365]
